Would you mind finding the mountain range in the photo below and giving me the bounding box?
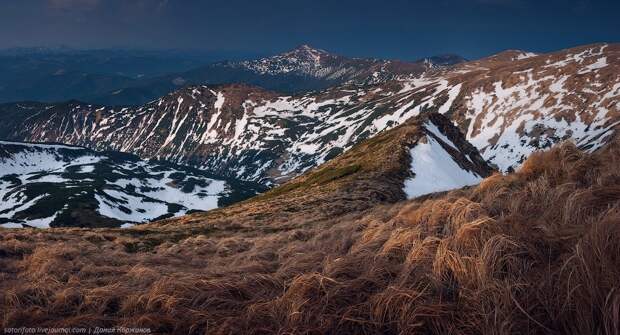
[0,42,616,230]
[1,43,617,186]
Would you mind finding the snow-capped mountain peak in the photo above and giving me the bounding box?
[232,44,427,83]
[415,54,468,68]
[238,44,338,76]
[282,44,330,61]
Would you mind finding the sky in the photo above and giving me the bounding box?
[1,0,619,60]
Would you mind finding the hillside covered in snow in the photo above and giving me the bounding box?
[0,141,263,228]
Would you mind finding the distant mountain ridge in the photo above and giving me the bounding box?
[89,45,462,105]
[0,45,466,106]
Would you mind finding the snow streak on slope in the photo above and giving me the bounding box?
[0,141,261,228]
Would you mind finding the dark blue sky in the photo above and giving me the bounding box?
[1,0,619,60]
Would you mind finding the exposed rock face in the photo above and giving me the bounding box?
[1,43,618,183]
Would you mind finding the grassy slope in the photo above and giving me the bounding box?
[1,118,619,334]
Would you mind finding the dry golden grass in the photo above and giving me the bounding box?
[1,135,619,334]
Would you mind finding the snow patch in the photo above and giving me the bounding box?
[516,52,537,60]
[403,136,483,199]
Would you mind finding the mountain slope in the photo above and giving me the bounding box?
[1,115,618,333]
[446,43,620,170]
[240,112,492,220]
[1,43,618,185]
[0,141,264,228]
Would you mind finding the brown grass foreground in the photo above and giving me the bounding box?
[1,136,620,334]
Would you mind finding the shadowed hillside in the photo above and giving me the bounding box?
[1,116,619,334]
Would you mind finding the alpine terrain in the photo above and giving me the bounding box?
[1,0,619,331]
[1,43,617,186]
